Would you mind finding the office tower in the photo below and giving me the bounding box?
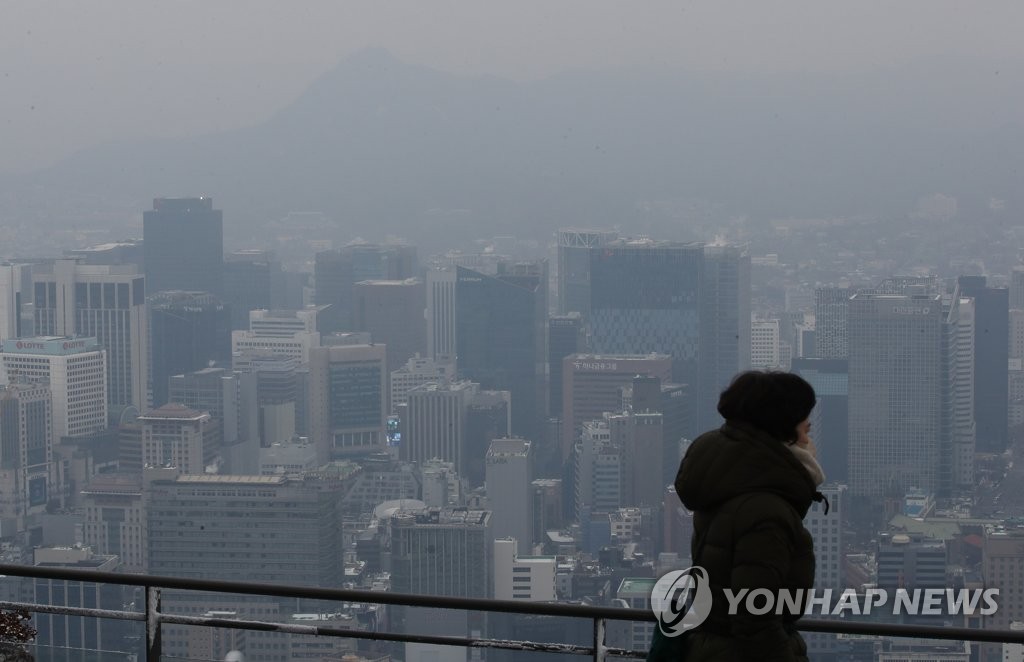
[425,267,457,362]
[814,287,852,359]
[390,507,491,662]
[613,578,657,654]
[556,228,617,316]
[147,474,342,584]
[531,478,563,544]
[802,484,846,660]
[32,260,149,411]
[388,508,491,598]
[790,358,849,483]
[493,538,555,601]
[957,275,1009,452]
[548,313,583,418]
[465,390,513,486]
[983,525,1024,635]
[148,291,231,408]
[848,293,943,499]
[0,263,31,342]
[560,353,672,462]
[143,197,224,295]
[485,438,534,548]
[1,337,107,439]
[169,368,240,445]
[309,344,387,460]
[587,240,703,381]
[314,242,418,332]
[390,355,455,411]
[575,419,623,518]
[421,459,461,507]
[1012,267,1024,310]
[750,319,782,369]
[631,375,690,489]
[249,357,300,447]
[456,261,548,439]
[701,246,751,429]
[223,249,284,329]
[65,239,144,266]
[0,382,54,523]
[945,291,976,493]
[400,380,478,471]
[353,277,427,374]
[80,472,146,573]
[29,547,131,660]
[231,308,322,367]
[138,403,221,475]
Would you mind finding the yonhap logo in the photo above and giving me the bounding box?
[650,566,713,637]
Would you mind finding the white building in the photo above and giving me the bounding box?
[232,308,321,367]
[493,538,555,601]
[1,337,107,439]
[139,404,220,475]
[390,354,455,411]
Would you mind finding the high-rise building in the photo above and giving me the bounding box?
[353,277,426,374]
[814,287,852,360]
[957,276,1008,453]
[750,319,782,369]
[700,246,751,429]
[80,472,146,573]
[65,239,144,267]
[574,419,623,518]
[148,291,231,408]
[400,380,478,472]
[983,525,1024,635]
[945,290,976,493]
[802,483,847,660]
[556,228,617,317]
[425,267,457,363]
[223,249,284,330]
[309,344,387,460]
[314,242,418,332]
[168,367,241,446]
[138,403,221,475]
[456,261,548,439]
[0,263,31,342]
[588,239,704,407]
[147,473,343,585]
[1,337,107,439]
[548,313,583,419]
[231,308,322,367]
[143,197,224,295]
[0,382,54,523]
[485,438,534,549]
[32,260,148,411]
[390,354,455,411]
[790,358,849,483]
[848,294,943,499]
[560,353,672,462]
[1011,267,1024,311]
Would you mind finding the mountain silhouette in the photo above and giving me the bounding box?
[8,48,1024,241]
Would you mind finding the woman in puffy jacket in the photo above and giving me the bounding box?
[672,371,826,662]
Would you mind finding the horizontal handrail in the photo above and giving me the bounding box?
[3,563,1024,649]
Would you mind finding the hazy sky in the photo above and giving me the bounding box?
[4,0,1024,173]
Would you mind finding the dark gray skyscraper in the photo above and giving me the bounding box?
[700,245,751,430]
[957,275,1008,453]
[456,261,548,439]
[223,249,284,330]
[556,228,617,317]
[143,197,224,296]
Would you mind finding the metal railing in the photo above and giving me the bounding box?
[2,563,1024,661]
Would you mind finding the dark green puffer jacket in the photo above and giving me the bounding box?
[673,420,819,662]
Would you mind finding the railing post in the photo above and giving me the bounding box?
[146,586,162,662]
[593,617,606,662]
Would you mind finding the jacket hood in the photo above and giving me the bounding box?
[676,420,819,517]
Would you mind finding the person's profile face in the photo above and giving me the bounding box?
[795,419,812,448]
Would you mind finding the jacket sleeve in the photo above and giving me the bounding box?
[727,497,801,662]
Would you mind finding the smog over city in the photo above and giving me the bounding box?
[1,2,1024,660]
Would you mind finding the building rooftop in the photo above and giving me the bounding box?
[139,403,208,421]
[174,475,287,485]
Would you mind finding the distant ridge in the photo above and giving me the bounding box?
[6,48,1024,239]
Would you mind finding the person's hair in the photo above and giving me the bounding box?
[717,371,816,443]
